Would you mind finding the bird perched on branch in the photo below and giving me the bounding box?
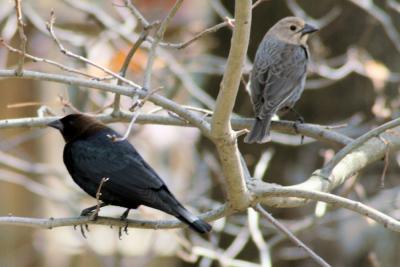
[48,114,212,234]
[244,17,318,144]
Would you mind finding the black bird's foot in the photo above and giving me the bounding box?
[74,224,90,239]
[118,209,130,239]
[118,223,129,240]
[80,203,108,221]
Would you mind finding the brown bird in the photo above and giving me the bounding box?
[48,114,212,234]
[244,17,318,143]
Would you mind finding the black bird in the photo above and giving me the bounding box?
[48,114,212,234]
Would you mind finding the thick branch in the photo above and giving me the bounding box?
[210,0,252,210]
[252,187,400,232]
[248,123,400,208]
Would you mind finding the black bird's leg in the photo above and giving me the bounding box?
[288,107,305,144]
[80,202,108,219]
[119,208,131,239]
[75,203,108,239]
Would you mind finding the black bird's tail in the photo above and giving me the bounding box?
[156,187,212,234]
[244,117,272,144]
[175,205,212,234]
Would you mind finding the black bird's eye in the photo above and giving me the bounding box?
[290,25,297,31]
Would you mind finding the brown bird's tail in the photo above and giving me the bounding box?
[244,117,272,144]
[175,205,212,234]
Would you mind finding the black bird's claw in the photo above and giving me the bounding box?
[118,209,130,239]
[80,207,94,217]
[74,224,89,239]
[118,223,129,240]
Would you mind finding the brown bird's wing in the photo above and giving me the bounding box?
[250,37,308,119]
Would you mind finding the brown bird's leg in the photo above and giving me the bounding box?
[118,208,131,239]
[288,107,305,144]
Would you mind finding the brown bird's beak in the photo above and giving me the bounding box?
[301,24,318,36]
[47,119,63,131]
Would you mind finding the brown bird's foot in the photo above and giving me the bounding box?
[293,119,305,145]
[118,209,130,239]
[288,107,304,124]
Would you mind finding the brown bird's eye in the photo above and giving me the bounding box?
[290,25,297,31]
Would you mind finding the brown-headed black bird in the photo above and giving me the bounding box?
[48,114,212,234]
[244,17,318,144]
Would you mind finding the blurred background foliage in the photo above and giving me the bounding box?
[0,0,400,266]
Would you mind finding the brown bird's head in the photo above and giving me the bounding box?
[48,114,107,143]
[267,17,318,45]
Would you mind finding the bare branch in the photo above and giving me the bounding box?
[90,177,109,220]
[0,204,229,230]
[348,0,400,53]
[247,208,272,267]
[254,204,331,267]
[1,39,97,78]
[46,11,142,89]
[210,0,252,211]
[0,69,212,136]
[159,21,230,49]
[14,0,27,75]
[252,187,400,232]
[143,0,184,89]
[113,30,149,114]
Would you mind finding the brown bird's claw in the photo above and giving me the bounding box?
[293,119,305,145]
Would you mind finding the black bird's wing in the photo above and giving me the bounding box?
[250,37,308,119]
[64,130,173,211]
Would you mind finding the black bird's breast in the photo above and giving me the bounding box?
[63,129,165,209]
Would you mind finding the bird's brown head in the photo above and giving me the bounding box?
[48,114,107,143]
[267,17,318,45]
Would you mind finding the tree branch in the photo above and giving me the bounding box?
[0,204,229,230]
[210,0,252,211]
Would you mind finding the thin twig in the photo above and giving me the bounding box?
[123,0,150,28]
[252,0,270,9]
[14,0,27,75]
[90,177,109,220]
[113,30,150,114]
[254,204,331,267]
[109,112,140,142]
[247,208,272,267]
[378,135,390,189]
[143,0,184,89]
[159,21,230,49]
[46,11,141,89]
[1,39,97,78]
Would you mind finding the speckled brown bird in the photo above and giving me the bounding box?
[48,114,212,234]
[244,17,318,144]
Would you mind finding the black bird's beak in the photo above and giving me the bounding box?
[47,119,63,131]
[301,24,318,36]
